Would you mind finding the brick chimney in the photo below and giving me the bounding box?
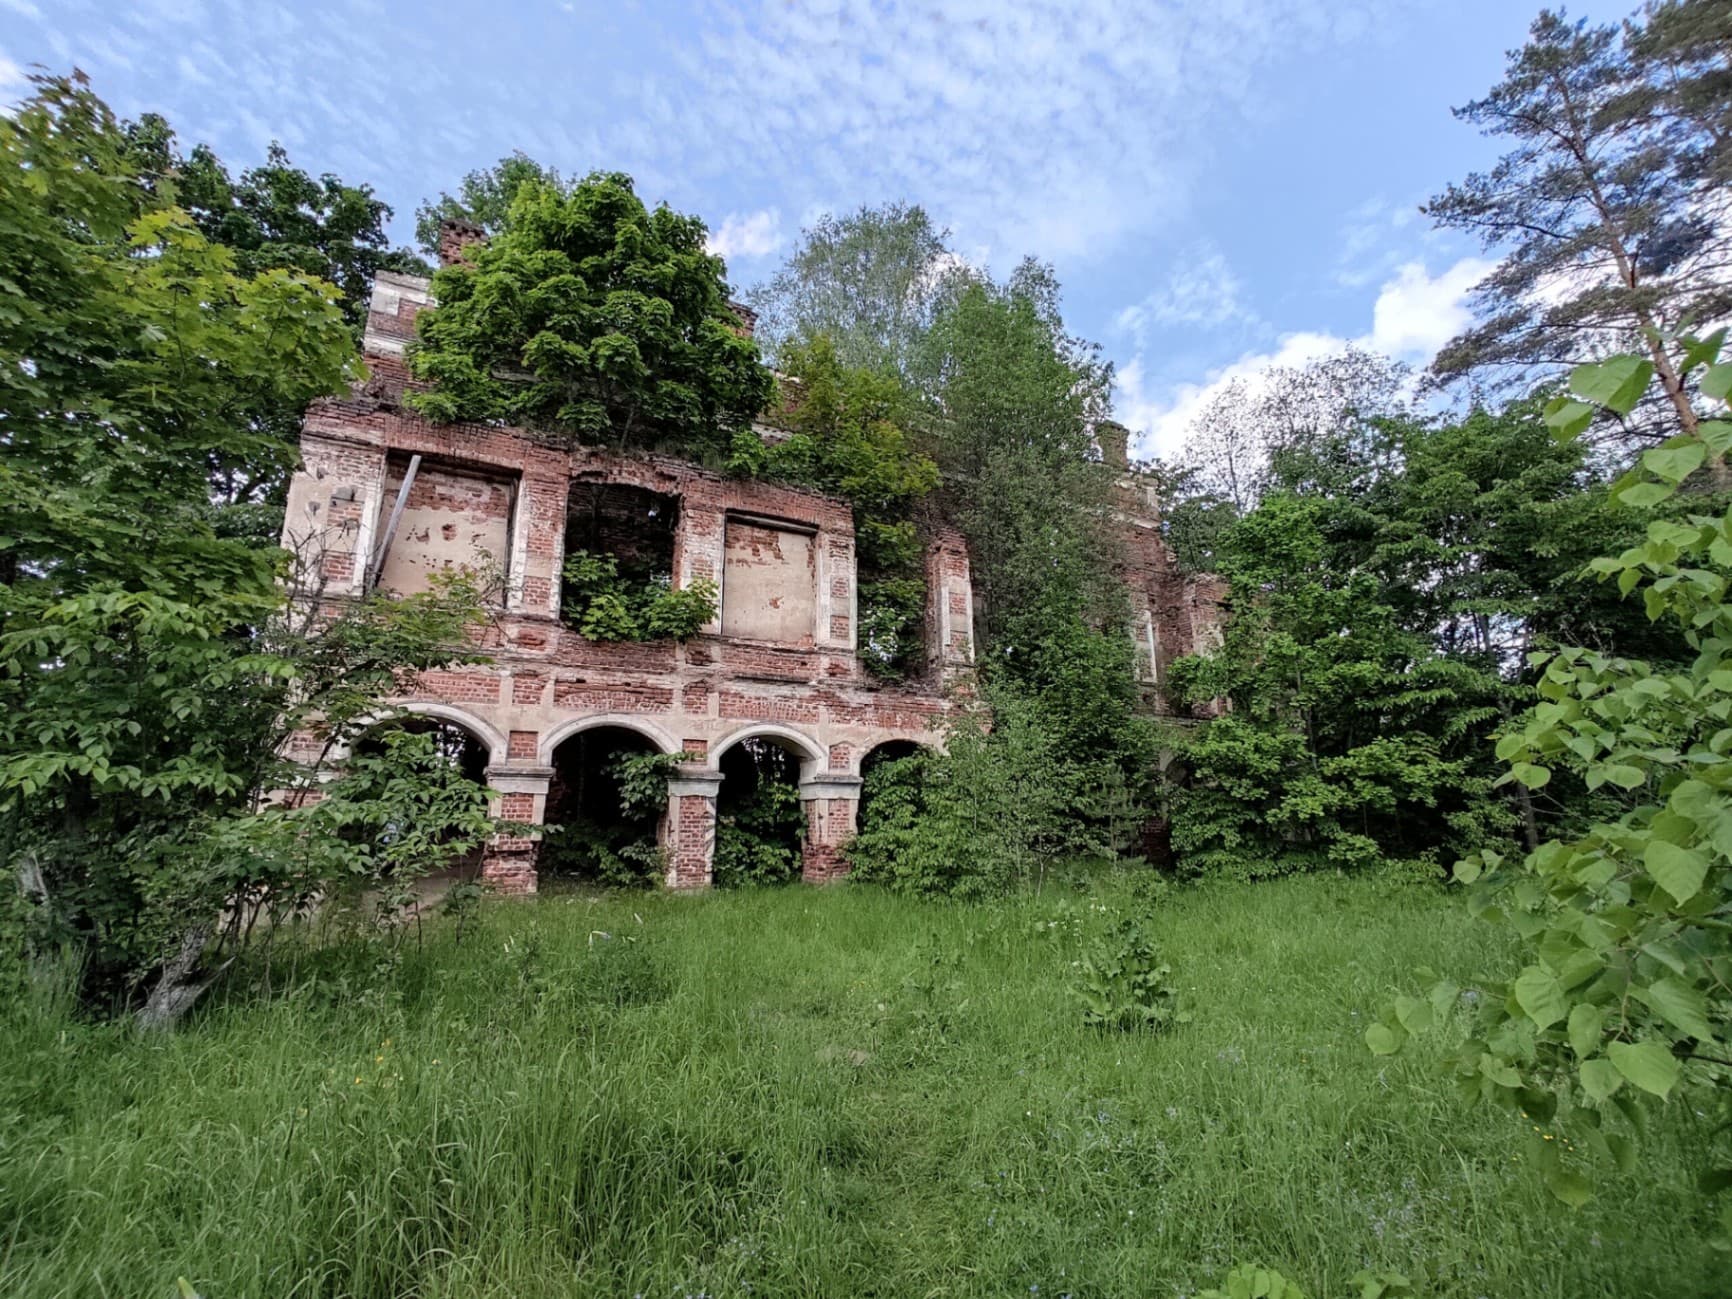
[437,217,487,268]
[1096,419,1131,471]
[727,300,758,338]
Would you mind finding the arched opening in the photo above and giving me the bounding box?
[856,740,931,842]
[541,725,667,887]
[713,736,807,887]
[344,715,495,883]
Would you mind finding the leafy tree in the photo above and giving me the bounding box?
[748,202,966,374]
[122,115,428,331]
[729,335,940,677]
[413,151,564,257]
[115,113,424,544]
[1165,394,1672,876]
[1375,341,1732,1227]
[406,171,773,457]
[1168,495,1515,877]
[1631,0,1732,187]
[1179,346,1409,512]
[1427,8,1732,452]
[0,74,495,1022]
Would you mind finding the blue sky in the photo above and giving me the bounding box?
[2,0,1636,458]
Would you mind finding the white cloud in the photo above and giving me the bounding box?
[706,208,784,261]
[635,0,1420,266]
[1115,244,1259,343]
[0,0,41,18]
[1119,255,1492,460]
[1366,257,1492,358]
[0,52,25,108]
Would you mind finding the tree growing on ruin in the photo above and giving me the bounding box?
[748,202,968,375]
[413,151,565,257]
[407,171,774,457]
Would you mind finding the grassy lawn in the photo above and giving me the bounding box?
[2,874,1722,1297]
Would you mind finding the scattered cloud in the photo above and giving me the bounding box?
[1118,255,1493,460]
[0,0,41,19]
[640,0,1423,266]
[1335,193,1427,288]
[1115,244,1261,344]
[0,51,25,106]
[706,207,783,262]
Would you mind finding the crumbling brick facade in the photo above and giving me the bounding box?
[277,270,1217,894]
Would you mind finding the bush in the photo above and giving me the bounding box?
[561,550,717,642]
[1071,916,1185,1033]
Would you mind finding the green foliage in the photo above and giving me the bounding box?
[1071,915,1185,1033]
[0,75,502,1015]
[732,335,940,678]
[559,550,717,642]
[406,170,773,456]
[746,202,966,375]
[1169,492,1516,878]
[540,750,684,889]
[713,777,804,888]
[412,151,563,255]
[849,689,1096,897]
[122,114,427,330]
[1380,337,1732,1225]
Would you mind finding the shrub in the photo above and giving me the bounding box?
[1071,915,1185,1033]
[560,550,717,642]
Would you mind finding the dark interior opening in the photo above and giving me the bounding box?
[714,737,806,887]
[857,740,928,839]
[541,726,665,886]
[564,482,679,581]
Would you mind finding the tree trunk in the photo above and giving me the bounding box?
[135,921,230,1032]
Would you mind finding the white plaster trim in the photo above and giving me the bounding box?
[668,772,725,797]
[485,767,554,794]
[799,774,862,801]
[707,721,826,779]
[391,702,511,767]
[538,713,681,764]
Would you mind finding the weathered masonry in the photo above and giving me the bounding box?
[278,253,1220,893]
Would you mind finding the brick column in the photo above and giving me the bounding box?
[799,774,863,883]
[665,771,724,888]
[481,766,552,895]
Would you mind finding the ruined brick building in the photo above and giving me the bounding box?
[278,230,1221,892]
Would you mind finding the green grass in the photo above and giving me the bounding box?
[2,874,1723,1297]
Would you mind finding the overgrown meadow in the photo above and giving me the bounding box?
[3,875,1720,1298]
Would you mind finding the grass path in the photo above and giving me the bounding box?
[2,875,1722,1296]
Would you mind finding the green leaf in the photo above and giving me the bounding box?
[1702,361,1732,400]
[1568,1003,1603,1059]
[1510,761,1551,789]
[1571,356,1653,415]
[1543,397,1595,441]
[1541,1162,1595,1209]
[1394,995,1434,1035]
[1642,442,1708,483]
[1640,977,1715,1042]
[1514,966,1569,1030]
[1700,421,1732,454]
[1365,1023,1403,1056]
[1607,1039,1681,1098]
[1580,1056,1623,1101]
[1615,481,1675,509]
[1643,840,1708,904]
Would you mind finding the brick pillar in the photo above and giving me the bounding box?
[481,766,552,895]
[799,774,863,883]
[664,771,724,888]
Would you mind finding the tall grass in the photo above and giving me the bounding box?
[1,875,1721,1297]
